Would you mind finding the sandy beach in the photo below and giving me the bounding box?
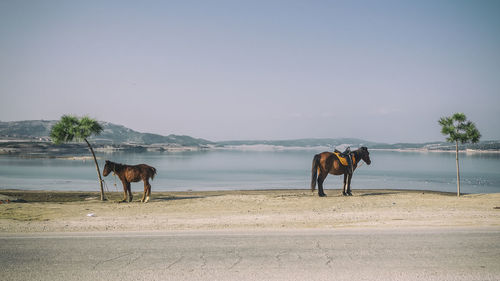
[1,189,499,233]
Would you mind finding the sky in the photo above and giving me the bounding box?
[1,0,499,143]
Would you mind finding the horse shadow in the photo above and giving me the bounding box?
[105,192,222,203]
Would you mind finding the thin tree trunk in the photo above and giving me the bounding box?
[85,138,106,201]
[455,141,460,197]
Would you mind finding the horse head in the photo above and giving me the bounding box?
[102,160,113,177]
[358,147,371,165]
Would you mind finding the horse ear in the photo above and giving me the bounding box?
[105,160,110,164]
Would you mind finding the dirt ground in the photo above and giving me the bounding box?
[0,189,499,233]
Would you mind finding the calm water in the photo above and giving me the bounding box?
[0,150,499,194]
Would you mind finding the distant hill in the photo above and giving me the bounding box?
[0,120,213,146]
[0,120,54,139]
[95,122,213,146]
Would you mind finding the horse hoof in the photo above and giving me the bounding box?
[347,192,353,196]
[319,193,327,197]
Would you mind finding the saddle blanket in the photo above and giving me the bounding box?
[333,152,355,166]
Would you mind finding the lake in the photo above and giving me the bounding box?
[0,149,499,194]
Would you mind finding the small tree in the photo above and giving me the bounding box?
[438,113,481,197]
[50,115,106,201]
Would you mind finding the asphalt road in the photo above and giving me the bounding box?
[1,228,499,281]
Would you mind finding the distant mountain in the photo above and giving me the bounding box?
[0,120,213,146]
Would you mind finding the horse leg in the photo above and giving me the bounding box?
[141,180,146,202]
[342,174,348,196]
[127,182,133,202]
[141,179,151,203]
[346,174,353,196]
[146,179,151,203]
[317,172,328,197]
[121,180,128,202]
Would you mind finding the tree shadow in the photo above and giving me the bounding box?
[153,194,223,202]
[357,190,459,197]
[358,192,400,197]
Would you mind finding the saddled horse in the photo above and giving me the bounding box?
[311,147,371,197]
[103,160,157,203]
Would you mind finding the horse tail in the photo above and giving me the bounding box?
[311,154,320,192]
[150,167,157,180]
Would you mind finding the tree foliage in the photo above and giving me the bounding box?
[438,113,481,144]
[50,115,103,144]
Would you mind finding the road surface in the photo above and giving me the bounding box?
[1,228,499,281]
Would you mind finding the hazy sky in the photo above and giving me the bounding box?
[1,0,499,143]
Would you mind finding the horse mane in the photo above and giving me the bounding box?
[106,160,127,172]
[351,147,367,166]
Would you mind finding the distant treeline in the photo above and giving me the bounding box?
[370,141,500,151]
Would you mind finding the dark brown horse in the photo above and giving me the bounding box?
[103,160,157,203]
[311,147,371,197]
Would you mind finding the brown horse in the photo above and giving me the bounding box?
[311,147,371,197]
[103,160,157,203]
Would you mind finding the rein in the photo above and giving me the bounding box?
[112,164,118,189]
[106,162,120,191]
[113,170,117,188]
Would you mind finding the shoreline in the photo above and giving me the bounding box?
[1,189,499,233]
[0,188,464,202]
[1,187,497,196]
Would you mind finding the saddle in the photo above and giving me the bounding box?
[333,150,355,167]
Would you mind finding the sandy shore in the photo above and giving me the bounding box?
[1,189,499,233]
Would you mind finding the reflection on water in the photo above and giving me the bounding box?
[0,150,499,193]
